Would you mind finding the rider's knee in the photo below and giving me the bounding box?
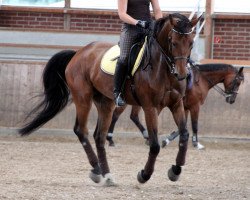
[117,57,128,67]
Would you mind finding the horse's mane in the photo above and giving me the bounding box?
[196,63,236,72]
[154,13,192,36]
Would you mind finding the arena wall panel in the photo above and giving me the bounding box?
[0,60,249,138]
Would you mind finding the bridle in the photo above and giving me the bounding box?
[224,73,244,97]
[153,27,193,81]
[169,28,193,61]
[192,64,243,98]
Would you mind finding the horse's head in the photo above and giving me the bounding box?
[154,13,201,81]
[224,67,244,104]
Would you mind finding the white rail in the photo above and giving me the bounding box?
[189,0,205,41]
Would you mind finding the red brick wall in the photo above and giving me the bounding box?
[70,14,121,32]
[0,11,64,30]
[0,9,122,33]
[213,19,250,60]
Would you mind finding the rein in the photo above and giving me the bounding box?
[153,37,177,73]
[153,38,189,81]
[212,84,232,98]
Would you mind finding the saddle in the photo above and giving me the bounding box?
[100,37,147,76]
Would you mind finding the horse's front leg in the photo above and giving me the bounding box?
[137,107,160,183]
[168,100,189,182]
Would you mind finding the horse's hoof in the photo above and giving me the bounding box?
[103,173,117,187]
[137,170,150,184]
[107,135,115,147]
[162,138,170,148]
[168,165,181,182]
[109,140,115,147]
[193,142,205,150]
[89,170,103,183]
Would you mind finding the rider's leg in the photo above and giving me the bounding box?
[113,59,127,106]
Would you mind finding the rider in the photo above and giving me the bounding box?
[114,0,163,106]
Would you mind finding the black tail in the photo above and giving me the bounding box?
[19,50,76,135]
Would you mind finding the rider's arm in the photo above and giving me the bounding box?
[150,0,163,19]
[118,0,138,25]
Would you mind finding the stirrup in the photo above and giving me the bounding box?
[115,93,126,107]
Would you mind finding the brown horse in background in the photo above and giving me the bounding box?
[106,63,244,149]
[19,13,201,185]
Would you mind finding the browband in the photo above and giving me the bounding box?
[172,28,193,35]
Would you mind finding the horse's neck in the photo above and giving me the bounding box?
[138,41,171,94]
[198,70,227,88]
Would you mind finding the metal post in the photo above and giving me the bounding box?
[193,0,201,61]
[195,0,201,41]
[64,0,71,31]
[65,0,71,8]
[204,0,214,58]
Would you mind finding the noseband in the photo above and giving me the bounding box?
[224,73,244,97]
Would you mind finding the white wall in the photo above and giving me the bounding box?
[0,30,119,60]
[62,0,249,14]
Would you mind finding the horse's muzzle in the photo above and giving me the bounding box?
[174,73,187,81]
[226,95,236,104]
[173,67,188,81]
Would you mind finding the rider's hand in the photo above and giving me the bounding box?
[136,20,150,29]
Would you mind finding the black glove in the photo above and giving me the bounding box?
[136,20,150,29]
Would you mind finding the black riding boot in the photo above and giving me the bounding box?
[113,61,127,107]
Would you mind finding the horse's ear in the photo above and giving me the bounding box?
[190,14,202,27]
[238,67,244,74]
[169,14,180,27]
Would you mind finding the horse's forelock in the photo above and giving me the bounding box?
[171,13,192,34]
[154,13,192,36]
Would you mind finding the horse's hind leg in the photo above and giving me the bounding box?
[162,109,189,148]
[168,101,189,182]
[130,106,148,140]
[73,115,102,183]
[94,96,116,185]
[190,106,205,150]
[107,105,127,146]
[68,78,102,183]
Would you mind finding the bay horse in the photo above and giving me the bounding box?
[19,13,201,185]
[106,63,244,149]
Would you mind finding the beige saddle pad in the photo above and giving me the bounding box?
[100,37,147,76]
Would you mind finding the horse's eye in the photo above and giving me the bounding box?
[190,42,193,49]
